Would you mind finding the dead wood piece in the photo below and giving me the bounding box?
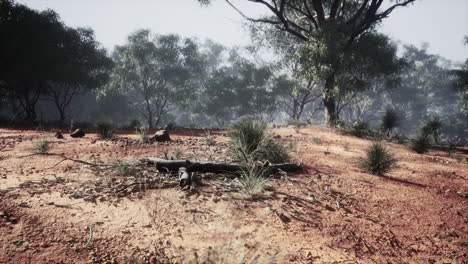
[70,129,85,138]
[146,158,302,175]
[150,129,171,142]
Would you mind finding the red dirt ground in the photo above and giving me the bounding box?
[0,127,466,264]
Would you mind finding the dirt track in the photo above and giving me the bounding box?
[0,127,467,264]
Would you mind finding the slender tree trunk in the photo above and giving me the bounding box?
[322,73,338,126]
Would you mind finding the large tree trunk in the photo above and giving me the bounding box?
[323,74,338,126]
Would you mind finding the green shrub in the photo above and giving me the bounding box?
[127,118,141,129]
[380,109,399,136]
[230,118,288,163]
[359,142,397,176]
[96,121,116,139]
[410,134,432,154]
[203,130,216,146]
[420,116,442,144]
[135,126,150,143]
[350,121,371,138]
[238,165,269,197]
[32,140,52,154]
[111,160,137,176]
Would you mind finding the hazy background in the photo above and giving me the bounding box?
[16,0,468,62]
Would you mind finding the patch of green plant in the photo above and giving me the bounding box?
[380,109,399,136]
[238,165,269,197]
[110,160,137,177]
[127,118,141,129]
[203,130,216,146]
[410,134,432,154]
[359,142,397,176]
[311,137,323,144]
[420,116,442,144]
[32,140,52,154]
[169,148,183,160]
[230,118,288,164]
[135,126,150,143]
[96,121,116,139]
[350,120,371,138]
[287,119,308,128]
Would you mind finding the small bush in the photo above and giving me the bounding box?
[203,131,216,146]
[238,165,269,197]
[33,140,52,154]
[359,142,397,176]
[380,109,399,136]
[311,137,323,144]
[421,116,442,144]
[135,126,150,143]
[410,134,432,154]
[350,121,371,138]
[96,121,116,139]
[230,118,288,163]
[111,160,137,176]
[127,118,141,129]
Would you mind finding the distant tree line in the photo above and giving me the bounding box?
[0,0,466,142]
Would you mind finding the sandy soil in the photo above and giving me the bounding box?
[0,127,466,264]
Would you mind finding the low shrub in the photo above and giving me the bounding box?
[230,118,288,163]
[32,140,52,154]
[135,126,150,143]
[350,121,371,138]
[380,109,399,136]
[410,134,431,154]
[96,121,116,139]
[238,165,269,197]
[359,142,397,176]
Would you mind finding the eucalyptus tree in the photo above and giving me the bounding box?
[0,0,111,122]
[199,0,416,126]
[108,30,204,128]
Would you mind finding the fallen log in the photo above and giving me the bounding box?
[146,158,302,175]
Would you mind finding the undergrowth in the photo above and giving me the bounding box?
[359,142,397,176]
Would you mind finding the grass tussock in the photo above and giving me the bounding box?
[359,142,397,176]
[410,134,432,154]
[230,118,288,164]
[238,165,269,197]
[110,160,138,177]
[203,130,216,146]
[96,121,116,139]
[32,140,52,154]
[135,126,150,143]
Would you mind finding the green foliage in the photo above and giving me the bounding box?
[203,131,216,146]
[350,121,371,138]
[111,160,137,177]
[420,116,442,143]
[380,109,399,135]
[135,126,150,143]
[96,121,116,139]
[410,134,432,154]
[32,140,52,154]
[359,142,397,176]
[230,118,288,164]
[127,119,141,129]
[238,165,269,197]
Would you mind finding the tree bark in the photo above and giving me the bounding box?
[146,158,302,175]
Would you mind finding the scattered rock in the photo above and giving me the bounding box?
[70,129,85,138]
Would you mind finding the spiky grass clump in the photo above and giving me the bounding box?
[350,121,370,138]
[230,118,288,164]
[421,116,442,144]
[238,166,269,197]
[110,160,137,177]
[96,121,116,139]
[359,142,397,176]
[33,140,52,154]
[410,134,432,154]
[380,109,399,136]
[135,126,150,143]
[203,131,216,146]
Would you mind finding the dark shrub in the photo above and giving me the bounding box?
[359,142,397,176]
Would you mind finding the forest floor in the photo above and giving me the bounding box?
[0,126,467,264]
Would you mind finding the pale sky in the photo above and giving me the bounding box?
[15,0,468,62]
